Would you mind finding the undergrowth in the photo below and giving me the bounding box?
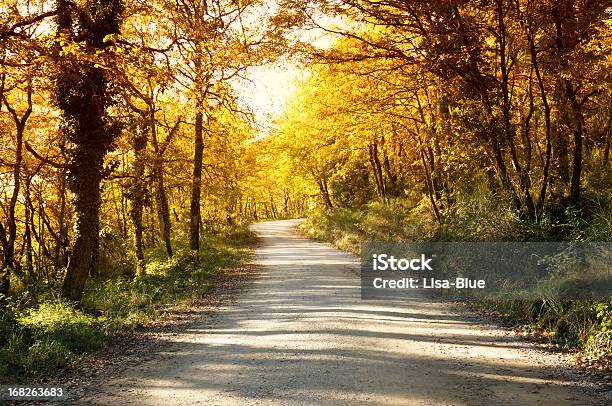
[301,185,612,367]
[0,225,255,383]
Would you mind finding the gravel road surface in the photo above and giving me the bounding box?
[79,219,603,405]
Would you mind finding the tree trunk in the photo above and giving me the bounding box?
[565,80,584,203]
[484,97,523,211]
[24,178,34,278]
[190,110,204,251]
[420,148,442,224]
[28,194,55,278]
[54,169,69,278]
[57,0,124,302]
[526,20,553,214]
[0,86,31,296]
[130,125,147,276]
[496,0,535,218]
[153,158,173,258]
[382,148,397,196]
[552,0,582,202]
[62,149,103,301]
[150,110,173,258]
[318,176,334,209]
[269,192,278,219]
[554,124,570,185]
[368,143,385,200]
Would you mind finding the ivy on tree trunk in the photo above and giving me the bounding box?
[56,0,124,302]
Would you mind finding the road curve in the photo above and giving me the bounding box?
[81,219,601,405]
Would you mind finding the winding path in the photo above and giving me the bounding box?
[82,219,601,405]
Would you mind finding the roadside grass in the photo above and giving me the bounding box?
[0,225,256,383]
[300,192,612,368]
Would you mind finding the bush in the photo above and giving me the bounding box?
[216,224,257,246]
[583,199,612,242]
[300,207,363,253]
[440,177,533,241]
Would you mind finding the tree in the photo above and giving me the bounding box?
[56,0,124,302]
[165,0,264,251]
[0,79,32,296]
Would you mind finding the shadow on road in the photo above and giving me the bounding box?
[81,220,601,406]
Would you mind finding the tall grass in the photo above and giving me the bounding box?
[0,225,256,383]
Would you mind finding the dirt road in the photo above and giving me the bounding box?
[80,219,603,405]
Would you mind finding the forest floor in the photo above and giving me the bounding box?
[37,220,610,405]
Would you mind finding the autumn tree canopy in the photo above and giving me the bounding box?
[0,0,610,302]
[270,0,612,230]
